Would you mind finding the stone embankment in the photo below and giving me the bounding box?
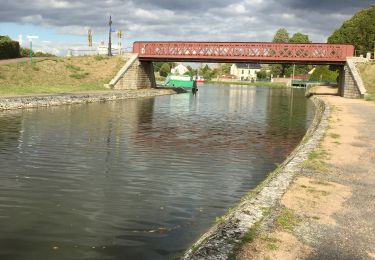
[182,97,330,260]
[0,88,183,111]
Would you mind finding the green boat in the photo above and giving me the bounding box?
[165,75,197,90]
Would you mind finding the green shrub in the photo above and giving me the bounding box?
[94,55,105,61]
[20,47,33,57]
[69,72,89,79]
[66,64,81,71]
[0,35,20,59]
[309,66,338,82]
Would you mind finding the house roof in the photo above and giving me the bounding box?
[234,63,261,69]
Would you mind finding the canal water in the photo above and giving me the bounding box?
[0,85,314,260]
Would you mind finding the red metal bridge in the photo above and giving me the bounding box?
[133,41,354,64]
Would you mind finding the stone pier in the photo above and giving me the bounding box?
[338,57,368,98]
[107,54,156,90]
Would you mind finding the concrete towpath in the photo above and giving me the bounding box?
[237,96,375,260]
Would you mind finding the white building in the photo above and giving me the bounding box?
[171,64,189,75]
[230,63,261,81]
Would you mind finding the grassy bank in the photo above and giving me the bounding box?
[0,56,125,95]
[207,80,287,88]
[358,61,375,101]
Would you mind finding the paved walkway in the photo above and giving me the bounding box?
[237,96,375,259]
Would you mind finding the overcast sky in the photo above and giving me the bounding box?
[0,0,373,55]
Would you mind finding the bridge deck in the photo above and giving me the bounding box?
[133,41,354,64]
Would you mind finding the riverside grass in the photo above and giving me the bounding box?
[0,56,125,95]
[358,61,375,102]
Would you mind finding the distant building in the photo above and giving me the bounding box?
[171,64,189,75]
[230,63,261,81]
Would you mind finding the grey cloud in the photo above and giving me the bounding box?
[281,0,374,13]
[0,0,373,44]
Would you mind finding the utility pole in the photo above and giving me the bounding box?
[108,15,112,56]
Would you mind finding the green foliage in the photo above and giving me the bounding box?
[34,51,56,57]
[199,64,215,80]
[217,63,231,76]
[94,55,105,61]
[309,66,338,82]
[0,35,20,59]
[272,28,290,43]
[20,47,55,58]
[271,29,312,77]
[159,63,171,77]
[270,64,283,77]
[290,33,311,43]
[256,68,270,80]
[20,47,33,57]
[328,5,375,55]
[276,208,300,231]
[66,64,81,71]
[154,62,175,72]
[69,72,89,79]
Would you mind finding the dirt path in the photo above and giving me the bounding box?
[0,57,51,65]
[237,96,375,260]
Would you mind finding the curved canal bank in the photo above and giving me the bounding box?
[182,96,330,260]
[0,88,183,110]
[236,96,375,260]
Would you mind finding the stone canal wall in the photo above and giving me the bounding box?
[0,89,181,111]
[340,57,368,99]
[182,96,330,260]
[107,54,156,90]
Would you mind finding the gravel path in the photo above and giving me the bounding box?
[307,96,375,259]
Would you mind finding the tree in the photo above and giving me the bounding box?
[256,68,270,80]
[0,35,20,59]
[159,63,171,77]
[328,5,375,55]
[272,28,290,43]
[217,63,231,75]
[290,33,311,43]
[309,66,338,82]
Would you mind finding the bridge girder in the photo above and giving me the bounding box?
[133,41,354,65]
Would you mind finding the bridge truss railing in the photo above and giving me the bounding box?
[133,41,354,64]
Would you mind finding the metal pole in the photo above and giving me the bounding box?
[108,16,112,56]
[29,40,33,64]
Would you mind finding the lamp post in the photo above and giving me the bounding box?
[108,16,112,56]
[26,35,39,64]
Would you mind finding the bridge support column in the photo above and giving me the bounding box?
[338,57,368,99]
[108,54,156,90]
[338,65,362,98]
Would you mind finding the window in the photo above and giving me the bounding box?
[242,70,244,74]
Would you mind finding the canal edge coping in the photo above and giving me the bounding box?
[0,89,183,111]
[182,96,330,260]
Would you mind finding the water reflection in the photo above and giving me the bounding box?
[0,85,314,260]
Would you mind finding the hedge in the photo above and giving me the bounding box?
[0,36,20,59]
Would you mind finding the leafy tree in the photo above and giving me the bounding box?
[290,33,311,43]
[309,66,338,82]
[270,64,283,77]
[256,68,270,80]
[153,62,176,72]
[217,63,231,75]
[328,4,375,55]
[0,35,20,59]
[272,28,290,43]
[272,28,291,76]
[159,63,171,77]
